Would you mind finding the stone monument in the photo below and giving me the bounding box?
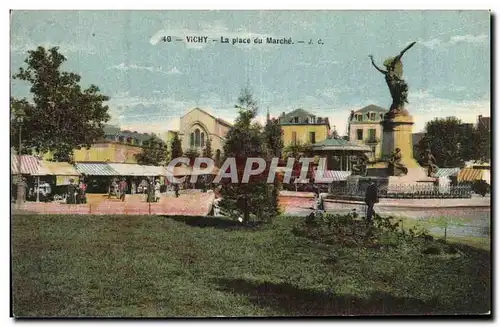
[360,41,435,192]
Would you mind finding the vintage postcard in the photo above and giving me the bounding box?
[10,10,491,317]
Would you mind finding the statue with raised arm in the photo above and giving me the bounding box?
[369,42,416,118]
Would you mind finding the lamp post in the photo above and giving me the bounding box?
[16,111,25,208]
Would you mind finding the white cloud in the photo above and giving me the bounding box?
[10,37,96,56]
[109,63,183,75]
[449,34,488,45]
[418,34,488,49]
[167,67,182,75]
[406,89,490,132]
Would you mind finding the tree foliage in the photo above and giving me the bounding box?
[416,116,490,167]
[184,148,200,166]
[134,136,168,166]
[283,140,312,160]
[264,117,284,159]
[203,137,213,159]
[219,88,281,223]
[169,133,183,160]
[11,46,110,161]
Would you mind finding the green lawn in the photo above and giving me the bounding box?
[11,214,491,317]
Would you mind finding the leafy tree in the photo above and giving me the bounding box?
[12,46,110,161]
[135,136,168,166]
[283,140,311,160]
[170,133,183,160]
[214,149,222,168]
[417,117,483,167]
[184,148,200,166]
[10,97,34,154]
[473,122,491,163]
[264,117,284,159]
[203,137,213,159]
[219,88,279,223]
[263,117,284,217]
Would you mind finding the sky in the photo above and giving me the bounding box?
[10,10,491,135]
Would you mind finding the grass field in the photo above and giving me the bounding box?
[11,214,491,317]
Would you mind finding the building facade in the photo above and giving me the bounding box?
[348,104,387,161]
[178,108,232,155]
[278,109,330,147]
[72,125,165,164]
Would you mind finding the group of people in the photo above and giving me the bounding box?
[66,179,87,204]
[108,177,180,203]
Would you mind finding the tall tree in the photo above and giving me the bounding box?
[263,117,284,218]
[263,117,284,159]
[219,88,278,223]
[184,148,200,166]
[417,117,480,167]
[473,122,491,163]
[135,136,168,166]
[169,133,183,160]
[214,149,222,168]
[12,46,110,161]
[203,137,213,158]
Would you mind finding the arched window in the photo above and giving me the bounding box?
[201,132,205,147]
[190,133,194,147]
[195,129,201,147]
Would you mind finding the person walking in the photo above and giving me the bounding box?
[174,182,180,198]
[364,179,379,224]
[119,178,127,202]
[154,180,161,202]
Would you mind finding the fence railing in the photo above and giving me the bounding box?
[329,184,472,199]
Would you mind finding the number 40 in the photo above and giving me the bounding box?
[161,36,172,42]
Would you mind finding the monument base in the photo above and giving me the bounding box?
[353,164,437,194]
[381,115,420,168]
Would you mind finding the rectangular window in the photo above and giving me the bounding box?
[309,132,316,144]
[356,129,363,141]
[293,117,299,124]
[190,133,194,147]
[356,114,362,122]
[368,129,376,140]
[370,113,376,120]
[292,131,297,145]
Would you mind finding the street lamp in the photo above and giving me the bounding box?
[16,110,25,208]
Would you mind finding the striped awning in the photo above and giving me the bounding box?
[324,170,352,181]
[434,168,460,178]
[11,155,41,175]
[107,163,150,176]
[457,168,486,183]
[35,161,80,176]
[74,163,119,176]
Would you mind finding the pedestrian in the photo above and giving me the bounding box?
[119,178,127,202]
[364,178,379,224]
[67,179,76,204]
[174,182,180,198]
[155,180,161,202]
[146,179,154,203]
[79,179,87,204]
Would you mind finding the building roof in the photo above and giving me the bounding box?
[35,161,80,176]
[311,136,371,152]
[11,155,41,175]
[355,104,387,114]
[103,124,163,143]
[74,162,119,176]
[182,107,233,128]
[279,108,330,126]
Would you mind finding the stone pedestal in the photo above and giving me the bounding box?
[361,113,437,193]
[380,115,420,169]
